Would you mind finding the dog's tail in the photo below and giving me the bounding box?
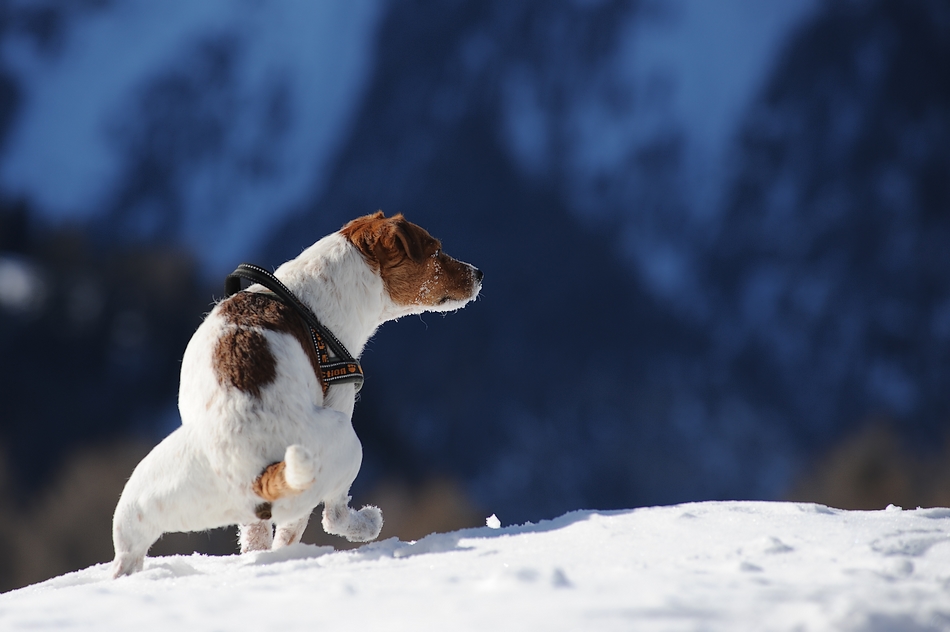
[252,445,317,502]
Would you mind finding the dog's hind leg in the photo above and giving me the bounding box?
[111,498,162,578]
[242,444,316,551]
[322,497,383,542]
[274,515,310,548]
[252,445,317,502]
[111,425,233,576]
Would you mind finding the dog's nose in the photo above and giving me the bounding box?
[472,267,484,283]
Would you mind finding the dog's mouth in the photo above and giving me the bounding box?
[433,289,478,310]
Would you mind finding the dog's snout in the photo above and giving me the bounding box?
[472,267,484,283]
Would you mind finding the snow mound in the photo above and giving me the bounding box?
[3,501,950,630]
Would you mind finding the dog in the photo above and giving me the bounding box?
[111,212,482,577]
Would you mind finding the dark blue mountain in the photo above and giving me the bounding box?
[0,0,947,525]
[267,0,950,521]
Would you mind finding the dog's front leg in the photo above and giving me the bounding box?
[241,444,318,552]
[322,497,383,542]
[239,520,273,553]
[274,516,310,548]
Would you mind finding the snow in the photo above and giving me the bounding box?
[4,501,950,630]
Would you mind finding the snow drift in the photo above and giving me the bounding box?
[3,501,949,630]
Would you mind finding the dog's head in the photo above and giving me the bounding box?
[341,211,482,316]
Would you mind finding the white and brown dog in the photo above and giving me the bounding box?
[111,212,482,577]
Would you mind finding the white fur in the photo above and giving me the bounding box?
[112,231,480,577]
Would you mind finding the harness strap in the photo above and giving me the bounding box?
[224,263,364,393]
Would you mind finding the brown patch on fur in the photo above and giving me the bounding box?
[253,461,286,501]
[252,460,307,503]
[212,292,322,397]
[340,211,480,307]
[213,328,276,398]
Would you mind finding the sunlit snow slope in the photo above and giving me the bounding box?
[3,501,949,631]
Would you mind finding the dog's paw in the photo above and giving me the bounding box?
[344,505,383,542]
[283,444,317,491]
[111,553,144,578]
[322,500,382,542]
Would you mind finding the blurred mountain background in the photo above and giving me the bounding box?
[2,0,949,591]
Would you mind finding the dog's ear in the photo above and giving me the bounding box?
[341,211,388,267]
[342,211,437,268]
[387,214,431,264]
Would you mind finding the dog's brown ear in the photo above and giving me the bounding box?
[340,210,385,237]
[387,214,431,264]
[340,211,388,267]
[341,211,438,268]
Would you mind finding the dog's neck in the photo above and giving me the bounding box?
[271,233,388,360]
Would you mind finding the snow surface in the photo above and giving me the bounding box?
[4,501,950,630]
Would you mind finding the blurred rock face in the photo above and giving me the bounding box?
[0,207,208,491]
[789,423,950,511]
[0,443,148,591]
[270,0,950,519]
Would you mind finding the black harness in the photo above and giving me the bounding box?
[224,263,364,394]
